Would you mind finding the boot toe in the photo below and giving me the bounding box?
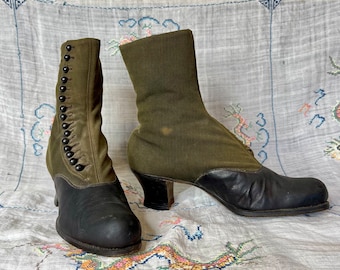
[55,177,142,256]
[78,207,142,250]
[292,177,328,208]
[57,209,141,256]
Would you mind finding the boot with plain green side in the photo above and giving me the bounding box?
[120,30,329,216]
[46,38,141,256]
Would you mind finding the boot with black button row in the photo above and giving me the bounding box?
[46,38,141,256]
[120,30,329,217]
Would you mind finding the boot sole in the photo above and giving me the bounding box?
[133,170,330,217]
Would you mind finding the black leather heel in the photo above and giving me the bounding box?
[133,170,174,210]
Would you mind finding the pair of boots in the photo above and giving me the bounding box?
[46,30,329,256]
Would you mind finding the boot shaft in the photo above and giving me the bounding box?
[120,30,260,181]
[47,38,116,187]
[120,30,207,128]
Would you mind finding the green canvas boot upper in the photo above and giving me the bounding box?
[120,30,261,182]
[46,38,141,255]
[46,38,115,186]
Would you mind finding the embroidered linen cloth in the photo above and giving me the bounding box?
[0,0,339,269]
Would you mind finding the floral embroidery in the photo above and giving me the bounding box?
[328,56,340,76]
[107,16,180,56]
[298,89,327,128]
[309,114,326,128]
[119,179,143,200]
[159,216,182,227]
[324,136,340,160]
[172,225,203,241]
[224,104,256,147]
[224,104,269,164]
[30,103,55,156]
[255,113,269,163]
[39,240,260,269]
[331,101,340,123]
[299,103,312,117]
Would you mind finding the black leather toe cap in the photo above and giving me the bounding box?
[195,166,329,216]
[54,176,141,255]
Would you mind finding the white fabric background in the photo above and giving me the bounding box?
[0,0,339,269]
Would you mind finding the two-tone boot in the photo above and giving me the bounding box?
[120,30,329,217]
[46,38,141,255]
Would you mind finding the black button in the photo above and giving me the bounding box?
[64,130,71,137]
[61,138,69,145]
[64,55,71,61]
[69,158,78,165]
[59,96,66,102]
[75,164,85,171]
[61,77,68,84]
[62,123,70,129]
[59,114,67,121]
[60,106,67,112]
[64,145,72,152]
[66,45,72,51]
[66,151,74,158]
[59,85,67,92]
[63,66,69,73]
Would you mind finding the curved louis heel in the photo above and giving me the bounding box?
[133,170,174,210]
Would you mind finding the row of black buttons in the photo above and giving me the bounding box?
[59,44,85,172]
